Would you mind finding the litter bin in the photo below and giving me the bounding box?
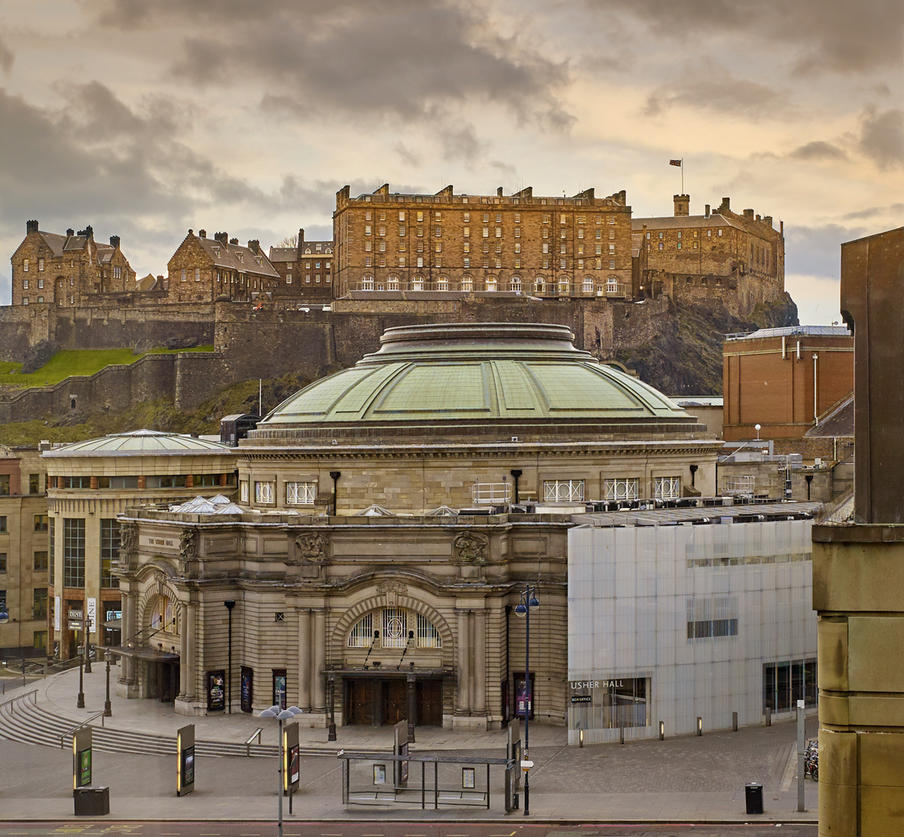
[74,786,110,816]
[745,782,763,815]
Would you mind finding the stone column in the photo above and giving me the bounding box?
[120,587,139,688]
[183,601,196,700]
[297,608,312,711]
[312,609,326,713]
[456,608,470,714]
[472,608,487,716]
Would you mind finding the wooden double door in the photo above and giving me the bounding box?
[345,677,442,727]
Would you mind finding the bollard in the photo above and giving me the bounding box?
[579,728,584,748]
[658,720,664,741]
[619,725,624,745]
[732,711,738,732]
[696,716,703,736]
[765,707,772,727]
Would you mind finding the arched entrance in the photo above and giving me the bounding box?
[338,605,447,727]
[137,589,181,702]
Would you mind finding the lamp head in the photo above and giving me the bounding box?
[514,602,527,615]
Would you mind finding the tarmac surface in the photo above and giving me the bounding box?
[0,664,819,823]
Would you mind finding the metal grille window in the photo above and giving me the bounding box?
[654,476,680,500]
[63,518,85,588]
[100,519,120,588]
[382,607,407,648]
[604,478,639,501]
[347,612,373,647]
[286,481,316,505]
[417,613,441,648]
[543,479,585,502]
[254,481,274,504]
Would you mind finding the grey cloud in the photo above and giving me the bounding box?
[841,202,904,221]
[788,141,848,162]
[785,223,868,278]
[599,0,904,75]
[645,68,781,117]
[440,123,482,162]
[393,142,422,167]
[0,35,13,73]
[859,107,904,168]
[96,0,572,129]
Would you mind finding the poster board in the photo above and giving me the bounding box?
[283,721,300,794]
[177,724,195,796]
[73,727,92,789]
[393,719,409,787]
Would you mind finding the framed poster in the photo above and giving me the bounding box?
[514,672,535,720]
[373,764,387,785]
[462,767,476,789]
[240,666,253,713]
[78,748,92,788]
[207,670,226,712]
[289,744,300,786]
[272,669,287,710]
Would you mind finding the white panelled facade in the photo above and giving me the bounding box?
[567,518,816,744]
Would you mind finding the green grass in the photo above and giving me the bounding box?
[0,347,214,388]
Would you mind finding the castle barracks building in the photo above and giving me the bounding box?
[112,323,721,727]
[10,221,136,307]
[268,229,334,303]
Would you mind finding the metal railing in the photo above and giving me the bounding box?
[0,688,38,712]
[471,482,511,505]
[59,710,106,748]
[245,727,263,756]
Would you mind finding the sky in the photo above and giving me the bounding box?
[1,0,902,324]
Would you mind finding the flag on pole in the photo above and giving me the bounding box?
[669,159,682,167]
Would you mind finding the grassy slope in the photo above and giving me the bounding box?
[0,346,214,388]
[0,373,311,447]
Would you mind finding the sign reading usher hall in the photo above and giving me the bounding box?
[570,680,625,690]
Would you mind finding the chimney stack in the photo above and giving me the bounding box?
[66,228,74,237]
[248,239,260,254]
[214,232,228,245]
[704,204,710,218]
[109,235,120,249]
[297,228,305,250]
[497,186,504,197]
[198,229,207,238]
[26,220,39,234]
[229,237,238,245]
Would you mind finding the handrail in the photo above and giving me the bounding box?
[0,688,38,712]
[59,710,106,748]
[245,727,263,756]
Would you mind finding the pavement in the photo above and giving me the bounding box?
[0,664,819,823]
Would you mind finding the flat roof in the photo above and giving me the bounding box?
[572,500,821,528]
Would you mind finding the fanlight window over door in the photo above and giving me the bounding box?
[347,608,442,649]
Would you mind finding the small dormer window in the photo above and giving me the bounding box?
[315,244,322,252]
[237,252,243,263]
[304,248,312,254]
[213,246,220,257]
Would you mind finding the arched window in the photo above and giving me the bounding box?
[558,276,571,294]
[149,593,177,633]
[387,274,400,291]
[436,276,449,291]
[485,276,497,292]
[461,275,473,292]
[606,275,619,294]
[347,608,442,649]
[361,274,374,291]
[534,277,545,293]
[411,275,424,291]
[510,276,522,292]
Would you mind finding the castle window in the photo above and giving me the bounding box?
[511,276,522,292]
[542,243,549,254]
[595,244,602,255]
[658,243,664,251]
[417,227,423,237]
[560,244,566,255]
[23,259,28,272]
[677,231,682,239]
[577,215,585,225]
[38,258,44,271]
[609,259,616,269]
[387,275,400,290]
[543,214,550,224]
[364,225,372,236]
[560,215,568,225]
[461,275,473,292]
[436,276,448,291]
[399,256,406,267]
[514,257,521,268]
[482,227,489,238]
[560,229,567,239]
[378,226,385,237]
[22,279,28,289]
[23,297,28,305]
[181,269,186,282]
[195,268,201,281]
[707,229,712,237]
[607,276,619,293]
[398,226,405,237]
[416,256,424,268]
[463,212,470,222]
[577,228,584,239]
[361,275,374,291]
[435,211,442,221]
[595,258,602,269]
[495,257,501,269]
[514,243,521,254]
[609,244,615,255]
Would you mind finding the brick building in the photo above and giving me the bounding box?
[633,195,785,302]
[166,229,281,304]
[0,446,49,658]
[10,220,136,306]
[332,184,634,300]
[722,325,853,441]
[268,228,333,302]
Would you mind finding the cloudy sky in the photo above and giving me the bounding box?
[1,0,902,323]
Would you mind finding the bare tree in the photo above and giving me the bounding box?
[279,234,298,247]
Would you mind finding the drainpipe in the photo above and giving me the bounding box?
[510,470,523,504]
[813,354,819,425]
[504,605,512,723]
[329,471,341,516]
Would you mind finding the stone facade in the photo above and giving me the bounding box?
[10,221,137,307]
[166,230,280,303]
[333,184,634,300]
[268,229,333,302]
[42,431,236,664]
[0,447,49,656]
[633,195,785,311]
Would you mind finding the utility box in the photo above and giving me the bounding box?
[74,786,109,816]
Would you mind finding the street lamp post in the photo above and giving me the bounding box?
[515,584,539,816]
[260,704,302,837]
[76,615,86,709]
[103,651,112,717]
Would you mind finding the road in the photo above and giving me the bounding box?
[0,822,818,837]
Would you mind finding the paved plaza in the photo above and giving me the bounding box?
[0,665,818,823]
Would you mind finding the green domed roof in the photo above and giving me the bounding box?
[43,429,232,457]
[261,323,688,426]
